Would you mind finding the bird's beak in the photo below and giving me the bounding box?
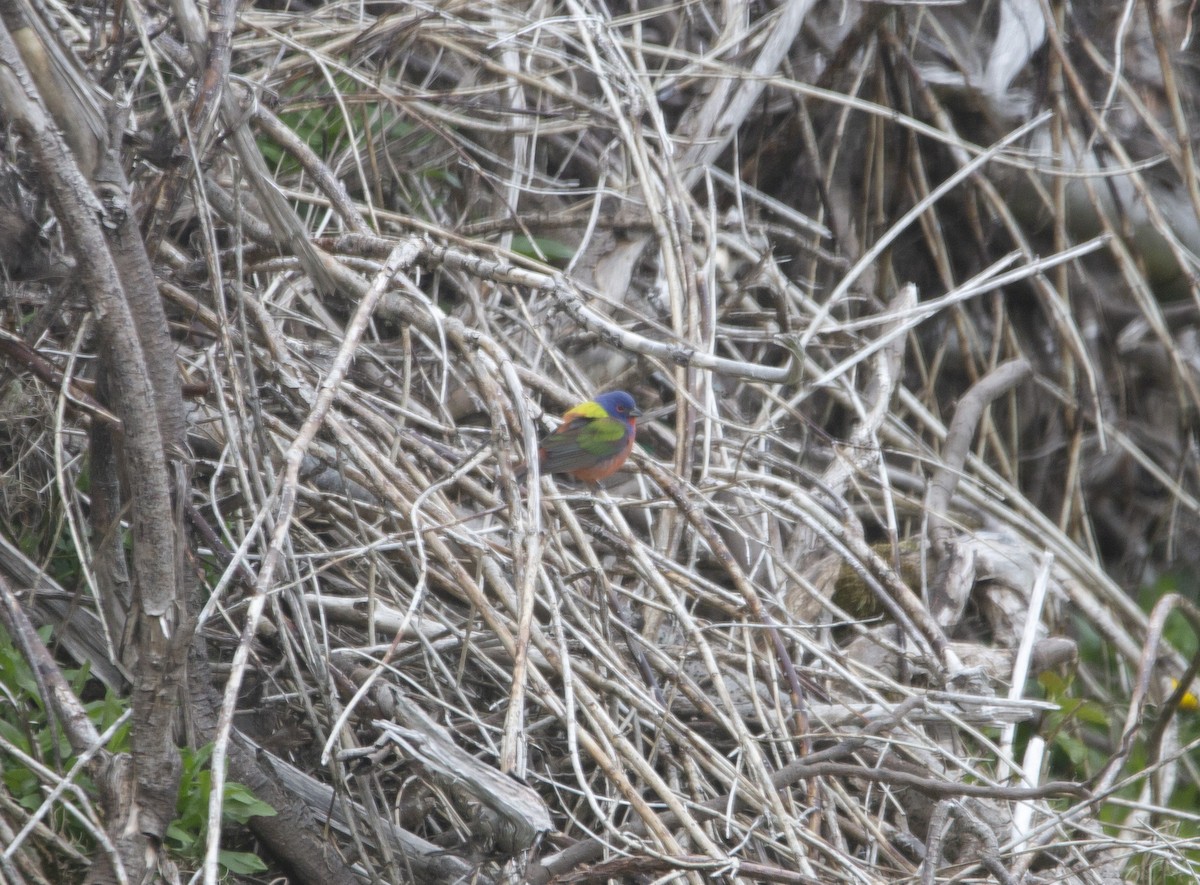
[629,405,643,418]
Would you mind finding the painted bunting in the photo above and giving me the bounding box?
[518,391,642,482]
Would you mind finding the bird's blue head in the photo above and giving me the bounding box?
[593,391,642,424]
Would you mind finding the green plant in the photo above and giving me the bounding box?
[1035,571,1200,883]
[1035,668,1111,775]
[0,624,123,862]
[0,626,275,877]
[166,743,277,876]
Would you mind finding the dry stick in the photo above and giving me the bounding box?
[579,10,701,516]
[673,0,816,191]
[574,854,818,885]
[604,472,820,873]
[1032,0,1200,409]
[801,112,1053,349]
[587,494,812,871]
[800,240,1105,394]
[778,762,1086,802]
[921,799,1017,885]
[327,231,803,383]
[562,0,690,336]
[463,338,543,779]
[201,242,419,885]
[1145,1,1200,269]
[547,279,799,384]
[532,692,1085,884]
[705,166,832,239]
[642,460,813,747]
[140,0,235,259]
[0,0,106,177]
[921,801,953,885]
[0,574,103,754]
[274,436,415,875]
[0,328,120,427]
[798,285,956,668]
[543,492,666,706]
[254,106,372,235]
[923,358,1031,625]
[163,0,341,294]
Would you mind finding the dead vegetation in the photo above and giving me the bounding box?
[2,0,1200,883]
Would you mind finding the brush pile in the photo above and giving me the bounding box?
[2,1,1199,882]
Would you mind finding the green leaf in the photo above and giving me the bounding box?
[1038,671,1067,697]
[218,849,268,875]
[222,783,277,823]
[3,765,39,807]
[1074,700,1111,727]
[0,717,31,753]
[1055,733,1088,766]
[509,235,575,262]
[166,820,196,852]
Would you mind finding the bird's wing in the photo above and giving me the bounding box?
[540,415,629,473]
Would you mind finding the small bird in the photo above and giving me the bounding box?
[518,391,642,482]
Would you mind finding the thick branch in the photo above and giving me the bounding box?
[0,17,183,883]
